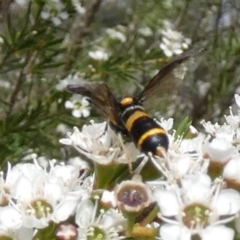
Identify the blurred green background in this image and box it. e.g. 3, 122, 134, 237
0, 0, 240, 164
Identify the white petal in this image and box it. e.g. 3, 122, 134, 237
235, 94, 240, 107
204, 138, 234, 163
0, 206, 23, 228
181, 173, 211, 201
81, 97, 89, 106
82, 109, 90, 118
52, 17, 61, 26
101, 209, 125, 229
173, 48, 183, 55
41, 11, 50, 19
200, 225, 234, 240
176, 156, 192, 176
215, 189, 240, 215
59, 11, 69, 20
72, 109, 82, 118
154, 189, 180, 216
160, 224, 191, 240
44, 177, 64, 202
16, 227, 34, 240
53, 191, 82, 221
11, 176, 33, 201
163, 48, 173, 57
162, 37, 171, 44
75, 199, 94, 226
22, 214, 48, 229
52, 165, 79, 183
64, 100, 74, 109
101, 190, 117, 207
59, 138, 72, 145
223, 158, 240, 182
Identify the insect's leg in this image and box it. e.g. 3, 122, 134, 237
117, 133, 134, 174
133, 155, 149, 174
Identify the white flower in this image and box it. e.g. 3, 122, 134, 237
56, 73, 86, 91
75, 198, 126, 240
67, 156, 90, 171
71, 0, 86, 14
202, 94, 240, 158
201, 119, 239, 164
0, 206, 23, 229
223, 157, 240, 187
0, 161, 91, 229
89, 49, 109, 61
154, 173, 240, 240
160, 38, 183, 57
40, 0, 69, 26
0, 80, 11, 89
157, 118, 174, 132
0, 226, 34, 240
101, 190, 117, 208
59, 122, 140, 165
149, 133, 207, 183
159, 21, 191, 57
106, 28, 126, 42
65, 94, 91, 118
203, 137, 234, 163
225, 106, 240, 130
114, 174, 154, 212
138, 27, 153, 37
56, 123, 69, 134
235, 94, 240, 107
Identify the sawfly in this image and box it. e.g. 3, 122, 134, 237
67, 49, 199, 157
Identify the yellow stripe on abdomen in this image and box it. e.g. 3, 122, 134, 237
137, 128, 166, 148
125, 110, 149, 132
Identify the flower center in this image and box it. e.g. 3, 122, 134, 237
87, 226, 106, 240
117, 186, 147, 207
0, 235, 13, 240
74, 100, 83, 109
26, 199, 53, 219
182, 204, 211, 229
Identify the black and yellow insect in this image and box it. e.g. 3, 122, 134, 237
67, 50, 197, 157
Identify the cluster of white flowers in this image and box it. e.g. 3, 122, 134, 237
106, 27, 127, 43
56, 73, 91, 119
88, 26, 128, 62
3, 94, 240, 239
0, 158, 91, 239
59, 94, 240, 240
88, 49, 110, 61
60, 121, 140, 165
159, 21, 192, 57
56, 73, 86, 92
202, 94, 240, 189
12, 0, 85, 25
71, 0, 86, 15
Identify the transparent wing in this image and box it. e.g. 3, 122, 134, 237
138, 48, 202, 109
67, 82, 120, 126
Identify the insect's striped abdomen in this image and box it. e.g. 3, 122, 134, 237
120, 98, 169, 157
